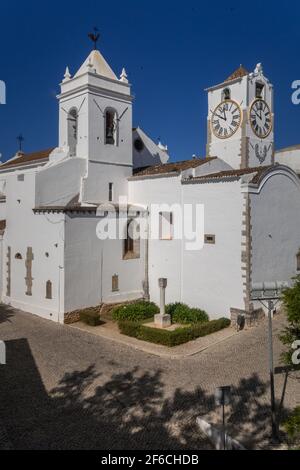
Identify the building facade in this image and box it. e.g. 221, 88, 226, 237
1, 49, 300, 324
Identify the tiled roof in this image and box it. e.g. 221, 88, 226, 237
184, 165, 271, 183
0, 148, 54, 169
224, 65, 249, 83
132, 157, 217, 177
33, 194, 93, 213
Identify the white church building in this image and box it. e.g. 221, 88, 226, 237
1, 48, 300, 324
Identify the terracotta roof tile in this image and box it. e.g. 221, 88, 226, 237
185, 165, 271, 183
224, 65, 249, 83
0, 148, 54, 169
132, 157, 217, 177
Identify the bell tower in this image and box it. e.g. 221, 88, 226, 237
57, 46, 133, 202
206, 63, 274, 169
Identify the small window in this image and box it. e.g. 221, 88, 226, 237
159, 212, 173, 240
204, 234, 215, 244
46, 280, 52, 299
297, 252, 300, 271
109, 183, 113, 202
17, 174, 24, 182
123, 219, 140, 259
67, 108, 78, 156
112, 274, 119, 292
222, 88, 231, 100
134, 138, 144, 152
15, 252, 22, 259
105, 109, 117, 145
256, 82, 264, 99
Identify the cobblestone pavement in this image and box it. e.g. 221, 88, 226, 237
0, 304, 299, 450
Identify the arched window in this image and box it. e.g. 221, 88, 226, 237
222, 88, 231, 100
105, 109, 117, 145
67, 108, 78, 156
123, 219, 140, 259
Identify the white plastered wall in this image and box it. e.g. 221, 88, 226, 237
250, 169, 300, 290
64, 213, 144, 312
1, 170, 65, 322
129, 173, 245, 318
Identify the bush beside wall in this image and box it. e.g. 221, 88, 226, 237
79, 308, 101, 326
112, 301, 159, 322
165, 302, 209, 324
118, 317, 231, 347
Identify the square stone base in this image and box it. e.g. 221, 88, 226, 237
154, 313, 171, 328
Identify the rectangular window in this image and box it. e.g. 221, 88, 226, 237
112, 274, 119, 292
109, 182, 113, 202
123, 219, 140, 260
204, 234, 215, 244
159, 212, 173, 240
17, 174, 24, 181
46, 280, 52, 299
297, 252, 300, 271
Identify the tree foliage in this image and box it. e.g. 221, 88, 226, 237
279, 275, 300, 368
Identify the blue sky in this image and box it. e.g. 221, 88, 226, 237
0, 0, 299, 162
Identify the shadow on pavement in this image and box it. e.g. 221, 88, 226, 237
0, 337, 291, 449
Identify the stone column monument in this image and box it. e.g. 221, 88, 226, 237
154, 278, 171, 328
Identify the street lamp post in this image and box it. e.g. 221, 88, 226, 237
251, 281, 289, 442
215, 386, 231, 450
267, 299, 277, 440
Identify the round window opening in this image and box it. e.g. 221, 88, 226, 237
134, 138, 144, 152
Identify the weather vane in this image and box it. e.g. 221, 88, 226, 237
88, 27, 100, 50
17, 134, 24, 152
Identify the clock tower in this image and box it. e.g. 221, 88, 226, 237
206, 63, 274, 169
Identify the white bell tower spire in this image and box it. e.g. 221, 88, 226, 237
57, 37, 133, 203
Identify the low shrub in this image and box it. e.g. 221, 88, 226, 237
118, 317, 230, 347
79, 308, 101, 326
112, 301, 159, 322
284, 407, 300, 443
165, 302, 209, 324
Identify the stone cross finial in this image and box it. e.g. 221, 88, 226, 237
254, 63, 263, 74
63, 66, 71, 82
87, 57, 93, 71
120, 67, 128, 83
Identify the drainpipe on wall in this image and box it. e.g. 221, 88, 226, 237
100, 247, 103, 303
58, 265, 64, 324
143, 212, 150, 301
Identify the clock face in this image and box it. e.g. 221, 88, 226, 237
211, 100, 242, 139
249, 99, 272, 138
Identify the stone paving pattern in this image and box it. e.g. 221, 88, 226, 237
0, 304, 299, 449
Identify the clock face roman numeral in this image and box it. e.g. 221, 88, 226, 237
211, 100, 242, 139
249, 99, 272, 138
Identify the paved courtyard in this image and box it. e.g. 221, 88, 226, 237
0, 304, 299, 450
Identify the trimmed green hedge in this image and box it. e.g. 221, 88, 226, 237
112, 301, 159, 322
118, 317, 231, 347
165, 302, 209, 324
79, 309, 101, 326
